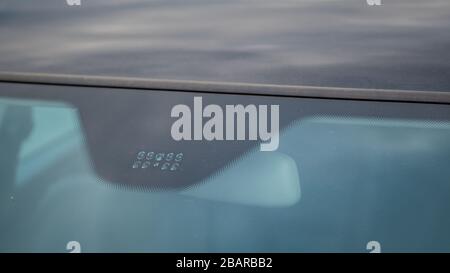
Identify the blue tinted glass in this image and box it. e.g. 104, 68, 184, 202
1, 83, 450, 252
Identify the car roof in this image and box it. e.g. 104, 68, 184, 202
1, 0, 449, 92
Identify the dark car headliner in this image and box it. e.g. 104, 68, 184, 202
0, 0, 449, 92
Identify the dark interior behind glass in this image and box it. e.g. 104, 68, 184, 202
1, 82, 450, 252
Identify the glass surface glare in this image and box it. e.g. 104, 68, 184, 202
1, 82, 450, 252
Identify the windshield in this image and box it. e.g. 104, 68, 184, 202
1, 82, 450, 252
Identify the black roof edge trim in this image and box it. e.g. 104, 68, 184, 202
0, 72, 450, 104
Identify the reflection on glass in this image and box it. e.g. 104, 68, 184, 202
1, 90, 450, 252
